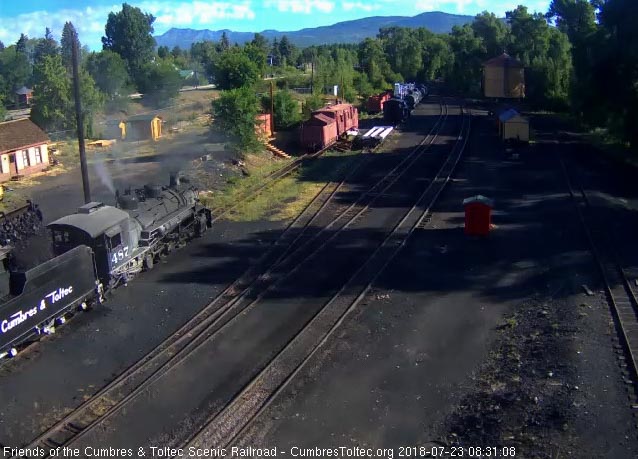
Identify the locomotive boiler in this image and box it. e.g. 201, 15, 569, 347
0, 178, 212, 359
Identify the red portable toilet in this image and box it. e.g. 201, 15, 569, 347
463, 195, 494, 236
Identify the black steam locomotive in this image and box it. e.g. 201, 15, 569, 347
0, 178, 211, 359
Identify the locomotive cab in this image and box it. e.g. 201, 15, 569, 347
48, 202, 136, 284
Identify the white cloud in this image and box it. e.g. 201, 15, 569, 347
264, 0, 335, 14
0, 1, 255, 49
342, 2, 382, 13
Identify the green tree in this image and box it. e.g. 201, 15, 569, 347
212, 86, 262, 153
0, 94, 6, 120
191, 40, 218, 81
302, 93, 324, 119
137, 60, 181, 107
171, 46, 183, 59
77, 68, 105, 138
262, 90, 300, 129
278, 35, 294, 66
16, 34, 28, 54
379, 27, 422, 81
33, 28, 58, 65
60, 22, 79, 73
30, 54, 71, 131
596, 0, 638, 147
85, 50, 129, 98
213, 49, 260, 90
30, 53, 103, 135
102, 3, 156, 88
0, 46, 31, 95
472, 12, 510, 57
157, 45, 169, 59
251, 33, 269, 56
358, 38, 394, 89
447, 24, 484, 94
244, 42, 268, 77
220, 32, 230, 51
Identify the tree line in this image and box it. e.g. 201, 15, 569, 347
0, 1, 635, 150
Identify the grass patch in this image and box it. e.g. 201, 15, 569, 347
200, 149, 364, 222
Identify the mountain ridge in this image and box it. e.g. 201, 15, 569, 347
154, 11, 474, 49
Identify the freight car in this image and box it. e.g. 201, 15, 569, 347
301, 103, 359, 151
366, 91, 392, 113
0, 178, 212, 359
383, 98, 410, 124
405, 89, 423, 110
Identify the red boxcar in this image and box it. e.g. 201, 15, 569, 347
366, 91, 391, 113
301, 113, 338, 151
315, 104, 359, 136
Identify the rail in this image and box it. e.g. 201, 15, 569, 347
12, 99, 450, 457
184, 103, 471, 449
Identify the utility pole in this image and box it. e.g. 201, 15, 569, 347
71, 35, 91, 203
310, 60, 314, 94
270, 80, 275, 135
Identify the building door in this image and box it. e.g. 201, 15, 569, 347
9, 154, 18, 176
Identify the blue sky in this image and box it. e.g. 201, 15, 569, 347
0, 1, 551, 50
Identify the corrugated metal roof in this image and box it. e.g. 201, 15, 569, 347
483, 53, 524, 68
48, 205, 129, 238
318, 104, 354, 112
308, 114, 335, 125
498, 108, 527, 123
14, 86, 32, 95
0, 119, 49, 153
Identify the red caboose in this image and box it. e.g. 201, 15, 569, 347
315, 104, 358, 136
301, 114, 338, 151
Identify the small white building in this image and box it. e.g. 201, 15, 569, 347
498, 109, 529, 142
0, 119, 50, 182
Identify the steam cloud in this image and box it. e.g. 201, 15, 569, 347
93, 160, 116, 194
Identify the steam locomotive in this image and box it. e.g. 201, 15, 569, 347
0, 178, 212, 359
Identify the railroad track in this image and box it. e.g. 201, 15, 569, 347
185, 103, 471, 450
9, 159, 359, 458
12, 100, 448, 457
559, 155, 638, 399
209, 144, 333, 223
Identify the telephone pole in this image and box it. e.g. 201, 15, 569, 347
71, 36, 91, 203
270, 80, 275, 135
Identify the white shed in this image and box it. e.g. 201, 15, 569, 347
498, 109, 529, 142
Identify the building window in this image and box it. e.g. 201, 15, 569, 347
21, 150, 29, 167
34, 147, 42, 164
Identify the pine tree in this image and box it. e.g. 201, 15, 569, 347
60, 22, 78, 73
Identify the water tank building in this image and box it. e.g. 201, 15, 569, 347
482, 53, 525, 99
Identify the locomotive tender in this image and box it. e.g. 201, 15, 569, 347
0, 178, 212, 359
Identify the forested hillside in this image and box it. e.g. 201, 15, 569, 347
154, 11, 475, 49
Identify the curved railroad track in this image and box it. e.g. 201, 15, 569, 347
559, 154, 638, 402
185, 103, 471, 450
11, 100, 448, 457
